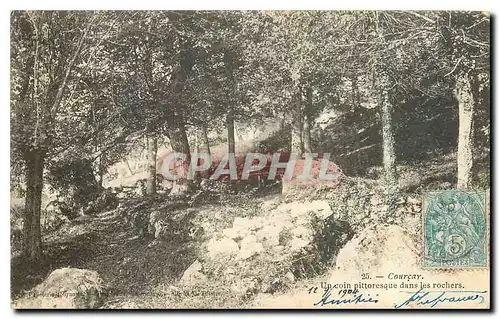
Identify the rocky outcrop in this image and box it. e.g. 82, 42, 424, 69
13, 268, 106, 309
187, 200, 353, 296
204, 200, 352, 265
334, 224, 420, 274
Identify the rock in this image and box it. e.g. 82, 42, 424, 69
147, 239, 159, 248
303, 200, 333, 220
13, 268, 106, 309
366, 166, 383, 179
240, 234, 258, 246
407, 196, 422, 213
206, 237, 239, 260
238, 235, 264, 260
284, 271, 295, 284
102, 299, 148, 309
222, 227, 240, 240
148, 210, 162, 230
255, 225, 282, 247
261, 197, 281, 212
230, 277, 259, 297
273, 200, 333, 221
229, 217, 253, 239
289, 237, 309, 251
370, 195, 383, 207
233, 217, 249, 229
248, 217, 265, 231
179, 260, 208, 286
272, 245, 285, 252
334, 224, 419, 274
290, 225, 312, 239
272, 202, 296, 215
260, 275, 283, 294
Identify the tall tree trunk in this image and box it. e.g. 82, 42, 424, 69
291, 89, 303, 156
22, 149, 45, 263
166, 42, 194, 197
146, 135, 158, 195
456, 72, 475, 190
303, 86, 313, 153
379, 70, 398, 214
376, 13, 398, 215
167, 117, 191, 197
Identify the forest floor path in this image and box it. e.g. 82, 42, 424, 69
11, 208, 197, 308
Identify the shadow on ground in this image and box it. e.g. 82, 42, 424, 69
11, 208, 197, 300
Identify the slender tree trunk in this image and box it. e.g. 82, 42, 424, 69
199, 125, 211, 155
22, 149, 45, 263
351, 72, 362, 173
146, 135, 157, 195
224, 51, 236, 156
227, 110, 236, 155
196, 125, 211, 179
97, 152, 104, 188
303, 86, 313, 153
456, 72, 475, 190
278, 117, 285, 130
291, 89, 303, 156
379, 70, 398, 214
224, 50, 237, 186
351, 72, 360, 107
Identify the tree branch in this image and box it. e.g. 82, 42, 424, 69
50, 13, 97, 115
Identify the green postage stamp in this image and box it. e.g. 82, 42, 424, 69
423, 190, 489, 268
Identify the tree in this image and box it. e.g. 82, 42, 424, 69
440, 12, 490, 189
11, 11, 98, 262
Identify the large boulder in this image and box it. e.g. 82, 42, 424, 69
13, 268, 106, 309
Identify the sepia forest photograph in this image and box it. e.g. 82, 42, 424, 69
10, 10, 490, 309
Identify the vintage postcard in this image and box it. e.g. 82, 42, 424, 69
10, 10, 490, 309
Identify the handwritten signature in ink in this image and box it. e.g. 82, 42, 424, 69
313, 287, 379, 307
394, 288, 487, 308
